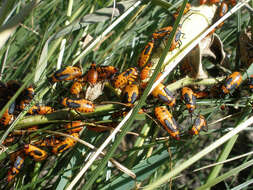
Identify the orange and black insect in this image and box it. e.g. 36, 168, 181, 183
24, 144, 48, 161
170, 28, 183, 51
209, 0, 221, 4
2, 134, 17, 145
194, 91, 209, 98
28, 105, 54, 115
22, 86, 35, 100
97, 66, 118, 81
140, 62, 153, 81
50, 66, 82, 83
248, 75, 253, 92
62, 98, 95, 113
33, 136, 61, 147
154, 106, 180, 140
87, 62, 98, 85
181, 87, 196, 113
70, 81, 84, 95
218, 2, 228, 28
52, 133, 79, 154
226, 0, 236, 6
19, 99, 30, 110
189, 115, 208, 135
0, 101, 15, 126
152, 26, 173, 40
19, 85, 35, 110
222, 71, 242, 94
173, 3, 191, 19
63, 121, 85, 133
199, 0, 208, 5
138, 39, 154, 68
152, 83, 176, 107
122, 84, 139, 104
140, 62, 164, 89
112, 67, 139, 89
140, 63, 153, 89
7, 155, 25, 182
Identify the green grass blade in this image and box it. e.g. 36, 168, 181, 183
230, 178, 253, 190
0, 0, 16, 26
101, 149, 170, 190
205, 135, 239, 190
78, 1, 187, 189
0, 0, 40, 50
143, 115, 253, 190
196, 159, 253, 190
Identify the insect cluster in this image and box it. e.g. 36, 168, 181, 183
0, 0, 250, 186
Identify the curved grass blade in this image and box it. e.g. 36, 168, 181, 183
74, 1, 189, 190
34, 0, 138, 83
143, 114, 253, 190
101, 149, 170, 190
196, 159, 253, 190
0, 0, 41, 50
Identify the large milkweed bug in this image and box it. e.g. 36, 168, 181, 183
112, 67, 139, 89
181, 87, 197, 113
152, 26, 173, 40
0, 101, 15, 126
189, 115, 208, 135
248, 75, 253, 92
140, 62, 153, 89
140, 62, 153, 81
169, 28, 183, 51
199, 0, 208, 5
151, 83, 176, 107
9, 149, 24, 163
18, 85, 35, 110
22, 86, 35, 100
87, 62, 98, 85
173, 3, 191, 19
122, 84, 139, 104
33, 136, 61, 147
2, 134, 16, 145
7, 155, 25, 182
50, 66, 82, 83
140, 62, 163, 89
219, 2, 228, 17
209, 0, 221, 4
19, 99, 30, 110
138, 40, 154, 68
226, 0, 236, 6
217, 2, 228, 28
96, 66, 118, 81
70, 81, 84, 95
24, 144, 48, 161
194, 91, 209, 98
52, 133, 79, 154
63, 121, 85, 133
154, 106, 180, 140
28, 105, 54, 115
62, 98, 95, 113
221, 71, 242, 94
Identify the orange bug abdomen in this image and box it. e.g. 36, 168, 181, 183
189, 115, 208, 135
24, 144, 48, 161
152, 83, 176, 107
51, 66, 82, 83
221, 72, 242, 94
52, 133, 79, 154
62, 98, 95, 113
154, 106, 180, 140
